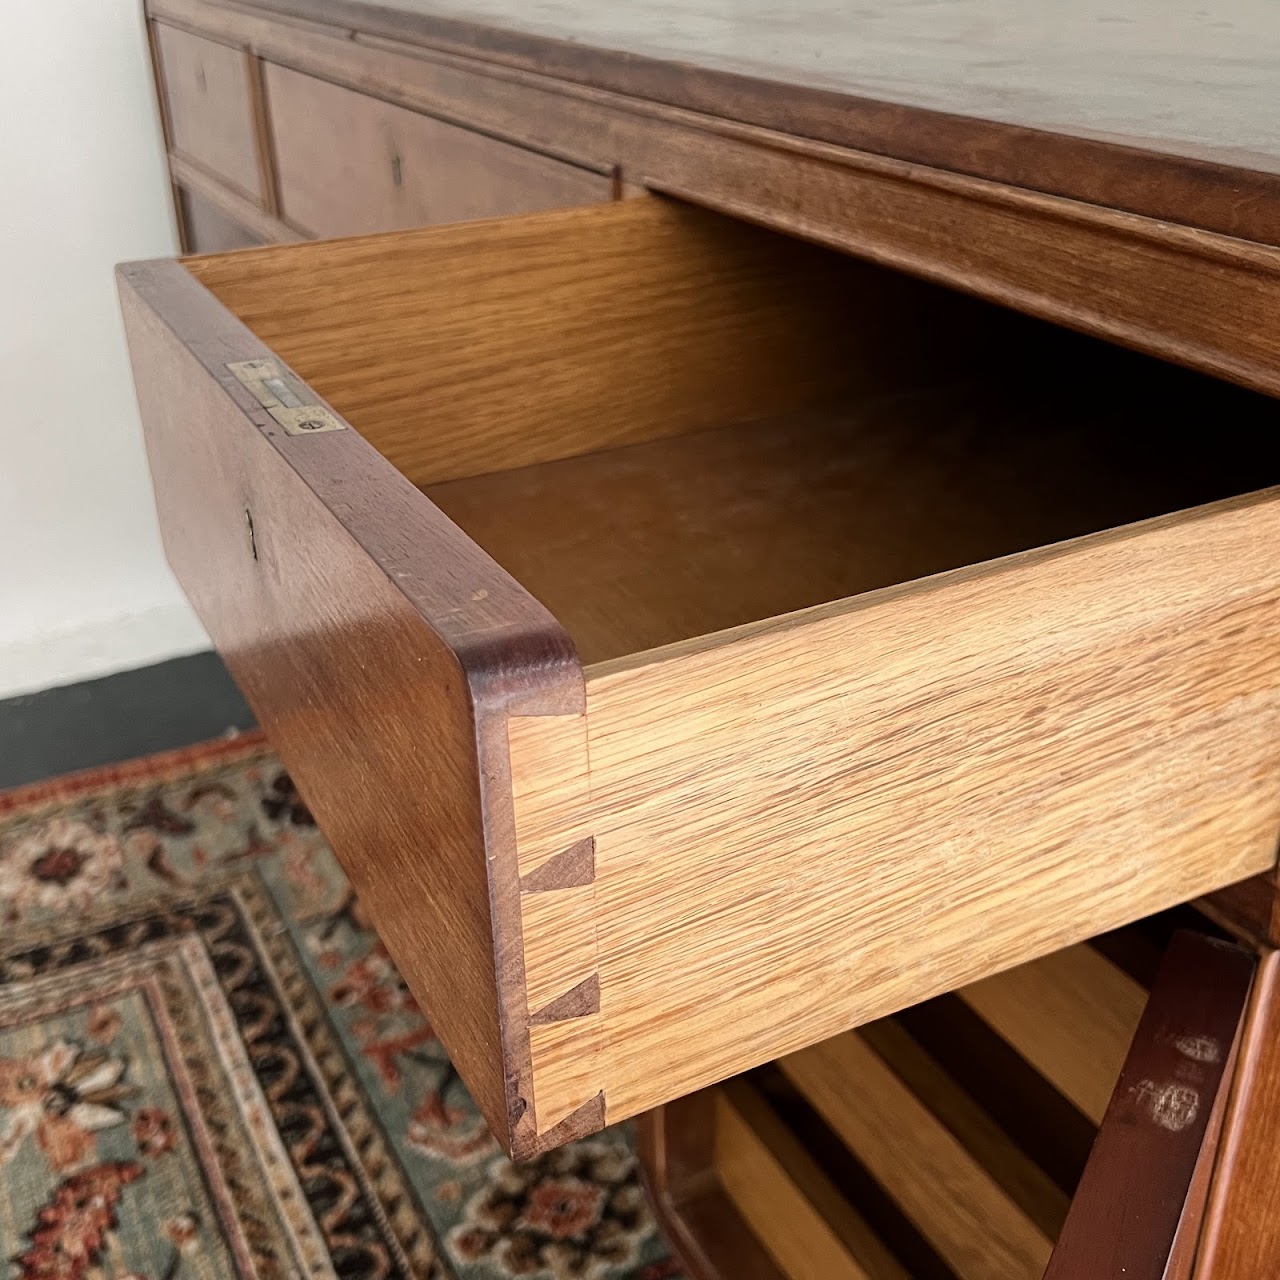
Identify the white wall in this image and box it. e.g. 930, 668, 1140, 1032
0, 0, 210, 699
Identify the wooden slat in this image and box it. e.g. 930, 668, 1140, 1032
1043, 931, 1254, 1280
781, 1033, 1053, 1280
858, 1018, 1070, 1238
960, 944, 1147, 1123
720, 1081, 910, 1280
714, 1089, 873, 1280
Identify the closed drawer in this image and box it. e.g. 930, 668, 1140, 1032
179, 187, 263, 254
117, 196, 1280, 1159
154, 24, 262, 200
264, 63, 614, 236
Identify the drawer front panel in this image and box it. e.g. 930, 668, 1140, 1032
180, 186, 263, 253
264, 63, 613, 237
155, 23, 262, 200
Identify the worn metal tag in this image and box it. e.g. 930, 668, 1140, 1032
227, 359, 347, 436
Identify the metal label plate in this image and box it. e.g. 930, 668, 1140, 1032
227, 359, 347, 436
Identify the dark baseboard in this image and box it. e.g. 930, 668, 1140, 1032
0, 651, 256, 791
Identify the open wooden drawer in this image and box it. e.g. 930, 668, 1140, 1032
117, 196, 1280, 1159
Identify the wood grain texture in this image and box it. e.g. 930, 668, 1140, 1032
116, 257, 585, 1159
185, 197, 953, 487
856, 1018, 1070, 1240
959, 945, 1147, 1125
150, 0, 1280, 399
424, 354, 1280, 664
517, 486, 1280, 1127
718, 1081, 911, 1280
178, 0, 1280, 245
781, 1032, 1053, 1280
713, 1089, 872, 1280
1043, 932, 1255, 1280
154, 22, 263, 199
264, 61, 612, 237
1194, 950, 1280, 1278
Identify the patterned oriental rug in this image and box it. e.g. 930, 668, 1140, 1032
0, 734, 682, 1280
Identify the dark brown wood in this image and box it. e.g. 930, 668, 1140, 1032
1042, 932, 1255, 1280
147, 0, 1280, 405
1198, 873, 1280, 949
116, 255, 584, 1160
638, 1092, 786, 1280
1195, 950, 1280, 1278
201, 0, 1280, 247
264, 60, 613, 236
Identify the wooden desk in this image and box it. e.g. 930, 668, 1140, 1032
127, 2, 1280, 1273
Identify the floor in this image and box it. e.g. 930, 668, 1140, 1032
0, 651, 256, 790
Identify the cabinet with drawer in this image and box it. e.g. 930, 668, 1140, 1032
117, 194, 1280, 1161
264, 63, 615, 237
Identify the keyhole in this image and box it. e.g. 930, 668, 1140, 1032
390, 154, 402, 187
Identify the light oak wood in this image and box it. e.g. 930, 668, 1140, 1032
185, 197, 958, 486
264, 61, 613, 236
510, 485, 1280, 1128
960, 945, 1147, 1124
154, 22, 263, 199
856, 1017, 1071, 1239
781, 1033, 1053, 1280
713, 1088, 873, 1280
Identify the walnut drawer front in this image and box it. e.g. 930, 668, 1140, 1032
117, 196, 1280, 1160
264, 63, 614, 237
154, 24, 262, 201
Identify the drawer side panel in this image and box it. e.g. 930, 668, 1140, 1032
564, 494, 1280, 1124
117, 259, 583, 1154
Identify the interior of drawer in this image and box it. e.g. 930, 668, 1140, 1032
186, 196, 1280, 667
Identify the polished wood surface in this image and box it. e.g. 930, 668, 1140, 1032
1195, 951, 1280, 1277
149, 0, 1280, 407
153, 22, 263, 199
117, 256, 586, 1160
1044, 932, 1255, 1280
265, 61, 613, 236
214, 0, 1280, 246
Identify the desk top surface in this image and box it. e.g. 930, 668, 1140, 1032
280, 0, 1276, 174
239, 0, 1280, 244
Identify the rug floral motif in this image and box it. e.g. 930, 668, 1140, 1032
0, 736, 682, 1280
